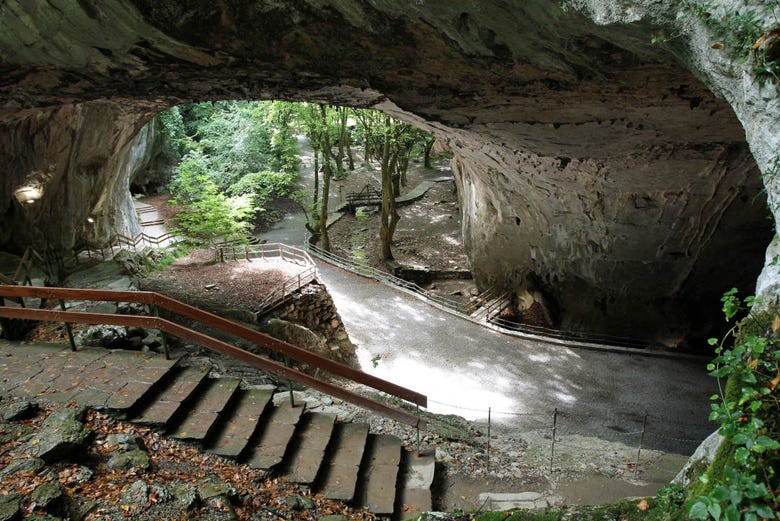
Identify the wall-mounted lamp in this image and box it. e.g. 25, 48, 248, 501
13, 170, 50, 206
13, 185, 43, 205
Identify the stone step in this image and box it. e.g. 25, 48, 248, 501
398, 449, 436, 518
72, 350, 177, 414
283, 412, 337, 484
244, 399, 305, 470
360, 434, 402, 514
170, 377, 241, 441
209, 386, 275, 458
319, 422, 370, 502
133, 366, 210, 426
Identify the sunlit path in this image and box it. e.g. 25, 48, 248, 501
315, 261, 716, 453
259, 136, 717, 455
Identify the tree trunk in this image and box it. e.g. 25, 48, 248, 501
423, 136, 435, 169
312, 148, 320, 218
319, 158, 331, 251
379, 117, 399, 261
318, 105, 332, 251
335, 107, 347, 178
346, 131, 355, 170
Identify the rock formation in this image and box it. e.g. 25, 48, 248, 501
1, 0, 778, 343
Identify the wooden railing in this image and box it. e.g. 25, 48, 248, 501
0, 285, 427, 428
308, 242, 652, 351
308, 243, 468, 314
76, 231, 182, 260
346, 186, 382, 211
255, 266, 319, 315
214, 243, 319, 316
216, 243, 313, 266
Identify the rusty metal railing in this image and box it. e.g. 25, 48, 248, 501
0, 285, 427, 429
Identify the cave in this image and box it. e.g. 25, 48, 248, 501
1, 0, 778, 348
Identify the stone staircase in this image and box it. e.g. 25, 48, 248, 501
128, 364, 436, 518
0, 342, 435, 518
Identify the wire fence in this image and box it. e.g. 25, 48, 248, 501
423, 396, 712, 478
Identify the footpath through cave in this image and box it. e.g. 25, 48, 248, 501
260, 138, 717, 453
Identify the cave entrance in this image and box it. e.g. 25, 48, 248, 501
128, 100, 474, 306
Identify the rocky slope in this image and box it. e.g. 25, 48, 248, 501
0, 0, 778, 342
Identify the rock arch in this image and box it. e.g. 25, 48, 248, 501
1, 0, 777, 344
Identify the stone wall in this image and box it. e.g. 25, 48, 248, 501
266, 282, 358, 369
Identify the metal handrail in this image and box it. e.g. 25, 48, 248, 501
306, 242, 651, 350
0, 284, 427, 428
308, 243, 467, 313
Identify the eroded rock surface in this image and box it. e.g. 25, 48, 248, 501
1, 0, 778, 342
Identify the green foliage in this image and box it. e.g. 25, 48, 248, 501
168, 150, 253, 245
144, 242, 194, 272
656, 484, 686, 512
683, 1, 780, 85
156, 101, 301, 228
691, 289, 780, 521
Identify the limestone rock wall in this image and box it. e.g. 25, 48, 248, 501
0, 0, 778, 342
0, 102, 160, 254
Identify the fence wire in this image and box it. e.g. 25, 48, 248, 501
421, 395, 712, 477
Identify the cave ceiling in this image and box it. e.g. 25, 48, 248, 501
0, 0, 772, 344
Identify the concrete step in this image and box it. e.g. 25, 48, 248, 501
398, 449, 436, 518
133, 366, 210, 426
319, 422, 370, 502
244, 399, 305, 471
283, 412, 337, 484
170, 377, 241, 441
360, 434, 402, 514
209, 386, 274, 458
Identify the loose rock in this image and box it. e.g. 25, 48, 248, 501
26, 407, 91, 462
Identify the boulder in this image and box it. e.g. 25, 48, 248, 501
107, 449, 151, 470
673, 430, 724, 488
29, 480, 64, 510
26, 407, 91, 463
76, 325, 130, 348
0, 457, 45, 477
1, 399, 39, 421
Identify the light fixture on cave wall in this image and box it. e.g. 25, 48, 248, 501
13, 170, 52, 206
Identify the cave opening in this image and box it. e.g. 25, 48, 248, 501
0, 1, 777, 356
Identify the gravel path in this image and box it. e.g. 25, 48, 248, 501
315, 260, 716, 454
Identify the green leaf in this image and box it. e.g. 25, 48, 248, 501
690, 501, 709, 520
708, 502, 722, 520
711, 486, 730, 502
723, 505, 740, 521
753, 504, 774, 518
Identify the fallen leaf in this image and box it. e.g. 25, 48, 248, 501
711, 43, 725, 50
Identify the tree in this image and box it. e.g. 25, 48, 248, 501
317, 105, 335, 251
156, 101, 301, 230
354, 109, 378, 164
379, 116, 401, 260
168, 150, 253, 245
